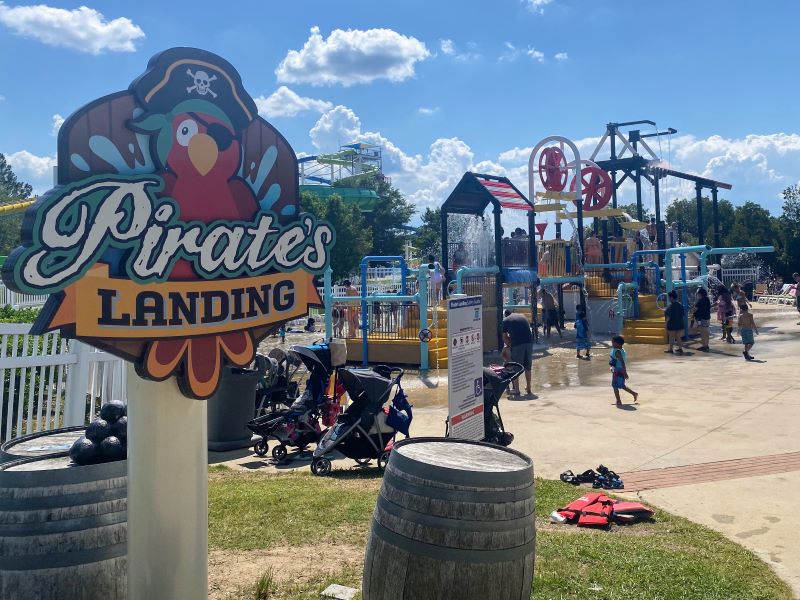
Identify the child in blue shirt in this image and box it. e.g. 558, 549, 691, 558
610, 335, 638, 407
575, 307, 591, 359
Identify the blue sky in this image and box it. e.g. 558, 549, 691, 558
2, 0, 800, 220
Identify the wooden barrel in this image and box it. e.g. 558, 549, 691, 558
0, 426, 86, 464
0, 456, 127, 599
362, 437, 535, 600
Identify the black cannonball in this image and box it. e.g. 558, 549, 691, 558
85, 418, 110, 443
100, 400, 126, 423
69, 436, 98, 465
111, 416, 127, 440
100, 436, 126, 461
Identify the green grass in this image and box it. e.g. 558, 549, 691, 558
209, 471, 793, 600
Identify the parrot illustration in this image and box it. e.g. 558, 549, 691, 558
132, 103, 258, 280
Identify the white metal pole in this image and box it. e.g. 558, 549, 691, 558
64, 341, 90, 426
127, 364, 208, 600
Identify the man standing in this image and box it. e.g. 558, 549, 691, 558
502, 309, 533, 396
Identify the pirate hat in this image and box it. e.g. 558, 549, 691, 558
129, 47, 256, 132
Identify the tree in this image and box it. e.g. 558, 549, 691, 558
725, 202, 775, 247
0, 153, 33, 256
300, 191, 371, 281
777, 185, 800, 277
335, 175, 414, 256
414, 208, 441, 259
664, 197, 735, 245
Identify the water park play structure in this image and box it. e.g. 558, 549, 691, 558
316, 124, 776, 367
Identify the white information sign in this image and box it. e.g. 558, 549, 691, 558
447, 295, 484, 440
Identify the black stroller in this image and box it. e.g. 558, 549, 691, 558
247, 343, 343, 462
445, 362, 523, 446
254, 348, 302, 416
310, 366, 411, 476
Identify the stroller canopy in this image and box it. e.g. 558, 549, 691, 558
339, 369, 394, 416
289, 344, 332, 375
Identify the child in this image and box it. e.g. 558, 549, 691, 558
693, 288, 711, 352
278, 324, 286, 344
575, 307, 591, 359
737, 305, 758, 360
664, 290, 685, 354
716, 286, 736, 343
610, 335, 638, 407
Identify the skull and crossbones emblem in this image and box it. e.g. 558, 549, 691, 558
186, 68, 218, 98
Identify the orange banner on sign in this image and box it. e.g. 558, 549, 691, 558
48, 264, 321, 339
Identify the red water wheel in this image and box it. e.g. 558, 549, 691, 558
570, 166, 612, 212
538, 147, 568, 191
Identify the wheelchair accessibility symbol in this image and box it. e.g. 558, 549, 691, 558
474, 377, 483, 397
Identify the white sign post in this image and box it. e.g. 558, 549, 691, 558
447, 295, 484, 440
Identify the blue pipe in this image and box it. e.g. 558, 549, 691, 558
324, 267, 333, 340
680, 253, 690, 337
417, 268, 429, 371
616, 282, 638, 334
664, 245, 711, 293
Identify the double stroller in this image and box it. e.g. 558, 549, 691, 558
445, 361, 523, 447
311, 365, 412, 476
247, 343, 344, 462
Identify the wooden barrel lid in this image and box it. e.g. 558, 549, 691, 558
391, 437, 533, 488
1, 427, 85, 461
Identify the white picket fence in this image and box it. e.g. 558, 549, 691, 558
0, 323, 126, 442
0, 281, 48, 309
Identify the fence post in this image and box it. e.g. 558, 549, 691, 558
64, 340, 91, 426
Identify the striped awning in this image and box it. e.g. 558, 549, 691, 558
474, 176, 531, 211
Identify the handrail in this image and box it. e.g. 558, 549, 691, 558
455, 265, 500, 294
324, 265, 429, 369
616, 282, 638, 334
699, 246, 774, 278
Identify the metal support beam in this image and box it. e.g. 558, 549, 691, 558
527, 210, 539, 343
711, 187, 720, 248
695, 183, 704, 245
654, 174, 663, 266
493, 206, 504, 351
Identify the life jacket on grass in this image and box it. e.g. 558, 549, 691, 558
556, 494, 653, 527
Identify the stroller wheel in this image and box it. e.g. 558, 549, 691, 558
378, 450, 391, 471
253, 440, 268, 457
271, 444, 288, 462
355, 458, 372, 467
311, 457, 332, 476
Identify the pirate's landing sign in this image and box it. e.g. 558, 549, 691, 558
1, 48, 334, 399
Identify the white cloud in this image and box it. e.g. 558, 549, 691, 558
439, 39, 455, 55
554, 52, 568, 61
438, 39, 481, 62
0, 2, 144, 54
253, 86, 332, 119
501, 42, 545, 63
4, 150, 56, 194
275, 26, 430, 86
307, 104, 800, 218
309, 105, 362, 152
417, 107, 439, 116
51, 113, 64, 137
526, 48, 545, 62
524, 0, 553, 14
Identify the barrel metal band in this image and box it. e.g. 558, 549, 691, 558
0, 460, 126, 486
377, 494, 534, 535
0, 542, 127, 570
0, 509, 127, 537
384, 475, 534, 504
371, 519, 535, 564
0, 486, 127, 511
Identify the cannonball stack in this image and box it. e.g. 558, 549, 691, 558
68, 400, 128, 465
